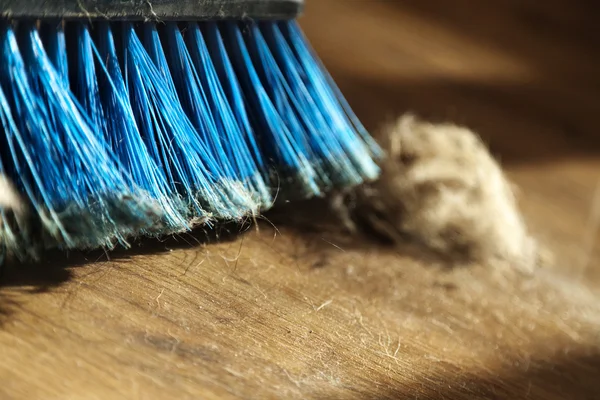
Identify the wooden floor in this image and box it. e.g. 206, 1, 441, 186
2, 1, 600, 399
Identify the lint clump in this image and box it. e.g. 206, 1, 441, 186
336, 114, 540, 269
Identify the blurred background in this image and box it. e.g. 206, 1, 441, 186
299, 0, 600, 289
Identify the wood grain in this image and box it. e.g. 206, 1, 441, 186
2, 1, 600, 399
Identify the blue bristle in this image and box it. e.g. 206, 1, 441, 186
279, 21, 383, 162
119, 22, 254, 220
141, 23, 178, 96
141, 22, 265, 215
159, 24, 237, 182
0, 19, 383, 261
159, 22, 271, 207
39, 22, 71, 140
40, 21, 69, 86
250, 23, 356, 189
81, 22, 188, 233
244, 23, 331, 185
202, 23, 267, 177
260, 22, 381, 188
71, 23, 106, 135
0, 21, 159, 251
220, 22, 321, 196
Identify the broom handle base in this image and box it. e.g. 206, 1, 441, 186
0, 0, 304, 21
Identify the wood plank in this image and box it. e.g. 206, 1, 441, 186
2, 1, 600, 398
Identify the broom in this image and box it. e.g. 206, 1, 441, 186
0, 0, 382, 262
